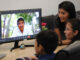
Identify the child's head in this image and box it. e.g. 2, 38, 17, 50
35, 30, 58, 55
64, 18, 80, 41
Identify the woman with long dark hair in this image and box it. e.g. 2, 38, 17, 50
54, 1, 76, 44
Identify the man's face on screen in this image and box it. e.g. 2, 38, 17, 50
18, 20, 24, 33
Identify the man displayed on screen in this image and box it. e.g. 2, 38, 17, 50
11, 18, 33, 37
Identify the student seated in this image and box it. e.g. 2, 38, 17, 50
59, 18, 80, 45
16, 30, 58, 60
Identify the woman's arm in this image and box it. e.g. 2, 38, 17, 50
54, 28, 62, 40
62, 40, 71, 45
58, 39, 72, 45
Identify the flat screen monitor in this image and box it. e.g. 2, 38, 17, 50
0, 8, 41, 43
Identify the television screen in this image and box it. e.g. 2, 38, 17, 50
0, 9, 41, 42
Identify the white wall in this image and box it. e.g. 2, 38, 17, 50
0, 0, 64, 16
0, 0, 80, 16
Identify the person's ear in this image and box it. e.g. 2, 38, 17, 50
39, 44, 44, 51
74, 30, 79, 36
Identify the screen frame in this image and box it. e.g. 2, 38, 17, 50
0, 8, 42, 43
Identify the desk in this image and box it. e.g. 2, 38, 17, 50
0, 39, 67, 60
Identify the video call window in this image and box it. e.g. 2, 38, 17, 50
1, 12, 41, 39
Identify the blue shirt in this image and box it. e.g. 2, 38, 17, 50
37, 53, 55, 60
16, 53, 55, 60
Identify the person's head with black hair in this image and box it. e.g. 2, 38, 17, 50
64, 18, 80, 44
54, 1, 76, 41
35, 30, 58, 55
17, 18, 24, 33
58, 1, 76, 23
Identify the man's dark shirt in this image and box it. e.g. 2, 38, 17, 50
16, 53, 55, 60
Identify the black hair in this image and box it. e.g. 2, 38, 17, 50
59, 1, 76, 19
36, 30, 58, 54
17, 18, 24, 25
67, 18, 80, 43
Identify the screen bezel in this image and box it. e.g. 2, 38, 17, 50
0, 8, 42, 43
